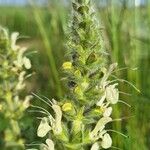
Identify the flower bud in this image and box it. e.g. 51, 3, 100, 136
62, 103, 72, 112
62, 62, 72, 70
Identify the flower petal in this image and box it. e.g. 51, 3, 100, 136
40, 139, 55, 150
103, 107, 112, 117
52, 104, 62, 135
46, 139, 55, 150
11, 32, 19, 51
90, 117, 112, 140
23, 57, 32, 69
91, 142, 99, 150
37, 117, 51, 137
106, 84, 119, 104
101, 133, 112, 149
97, 93, 106, 106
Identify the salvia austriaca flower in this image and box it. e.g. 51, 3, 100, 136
0, 26, 32, 149
33, 0, 130, 150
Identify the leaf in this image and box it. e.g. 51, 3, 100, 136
86, 52, 97, 65
72, 2, 78, 11
78, 6, 89, 15
72, 131, 82, 143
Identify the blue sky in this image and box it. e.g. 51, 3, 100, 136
0, 0, 27, 5
0, 0, 147, 6
0, 0, 48, 6
135, 0, 146, 6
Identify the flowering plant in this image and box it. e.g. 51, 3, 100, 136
32, 0, 129, 149
0, 26, 32, 149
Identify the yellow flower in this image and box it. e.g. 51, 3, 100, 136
74, 70, 81, 77
62, 62, 72, 70
74, 86, 83, 95
94, 107, 104, 114
94, 106, 112, 117
74, 86, 84, 100
94, 109, 100, 113
62, 103, 72, 112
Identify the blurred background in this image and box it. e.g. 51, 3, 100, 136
0, 0, 149, 149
